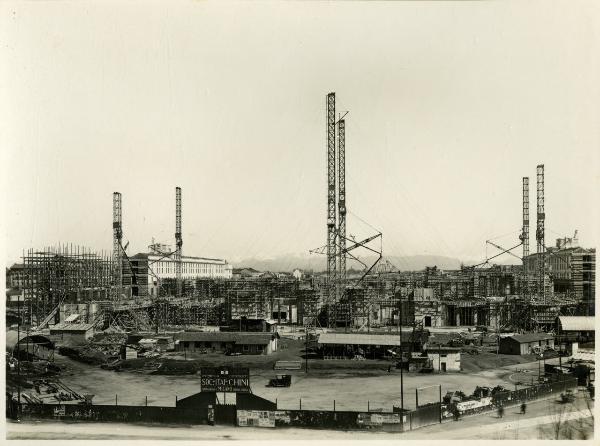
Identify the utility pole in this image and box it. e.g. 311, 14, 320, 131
305, 328, 309, 373
16, 273, 21, 419
397, 290, 404, 428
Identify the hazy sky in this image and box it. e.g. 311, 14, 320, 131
2, 1, 599, 266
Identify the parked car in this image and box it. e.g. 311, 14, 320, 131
559, 390, 575, 404
266, 374, 292, 387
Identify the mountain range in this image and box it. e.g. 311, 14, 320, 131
231, 254, 468, 273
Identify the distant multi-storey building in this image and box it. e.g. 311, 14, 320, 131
123, 245, 233, 298
6, 263, 26, 289
523, 235, 595, 314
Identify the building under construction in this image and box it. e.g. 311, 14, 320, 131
21, 245, 113, 327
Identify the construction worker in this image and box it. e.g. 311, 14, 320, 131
453, 407, 460, 421
498, 404, 504, 418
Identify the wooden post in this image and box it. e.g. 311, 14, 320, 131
115, 394, 117, 406
439, 385, 442, 423
415, 388, 419, 408
333, 400, 336, 412
276, 398, 278, 409
145, 396, 148, 406
368, 401, 370, 412
176, 395, 178, 405
299, 398, 302, 410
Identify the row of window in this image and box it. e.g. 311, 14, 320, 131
180, 341, 259, 351
155, 261, 226, 275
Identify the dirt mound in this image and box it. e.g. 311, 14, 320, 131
461, 352, 537, 373
58, 345, 108, 365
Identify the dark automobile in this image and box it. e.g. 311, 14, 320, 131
266, 374, 292, 387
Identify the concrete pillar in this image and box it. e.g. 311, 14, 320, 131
473, 310, 478, 325
456, 311, 461, 326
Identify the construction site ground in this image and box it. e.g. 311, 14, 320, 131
48, 352, 568, 412
60, 334, 537, 372
31, 332, 563, 411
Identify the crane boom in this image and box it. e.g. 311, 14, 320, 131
342, 233, 381, 254
486, 240, 522, 261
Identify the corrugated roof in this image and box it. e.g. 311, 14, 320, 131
507, 333, 554, 343
558, 316, 595, 332
317, 333, 401, 346
174, 331, 275, 345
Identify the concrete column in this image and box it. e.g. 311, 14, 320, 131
473, 310, 478, 326
456, 311, 461, 326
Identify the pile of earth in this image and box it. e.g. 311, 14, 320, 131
58, 345, 109, 365
461, 352, 537, 373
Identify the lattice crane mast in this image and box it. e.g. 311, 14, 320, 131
536, 164, 545, 303
337, 117, 347, 308
112, 192, 123, 300
175, 186, 183, 298
326, 93, 337, 326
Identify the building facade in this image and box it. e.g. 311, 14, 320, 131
498, 333, 555, 355
174, 332, 278, 355
523, 238, 595, 314
124, 252, 233, 298
6, 263, 26, 288
426, 347, 461, 372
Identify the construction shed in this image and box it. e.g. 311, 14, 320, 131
49, 322, 95, 344
556, 316, 595, 342
426, 347, 461, 372
498, 333, 554, 355
174, 332, 279, 355
317, 332, 419, 360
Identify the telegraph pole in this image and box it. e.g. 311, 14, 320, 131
305, 326, 309, 373
397, 290, 404, 428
